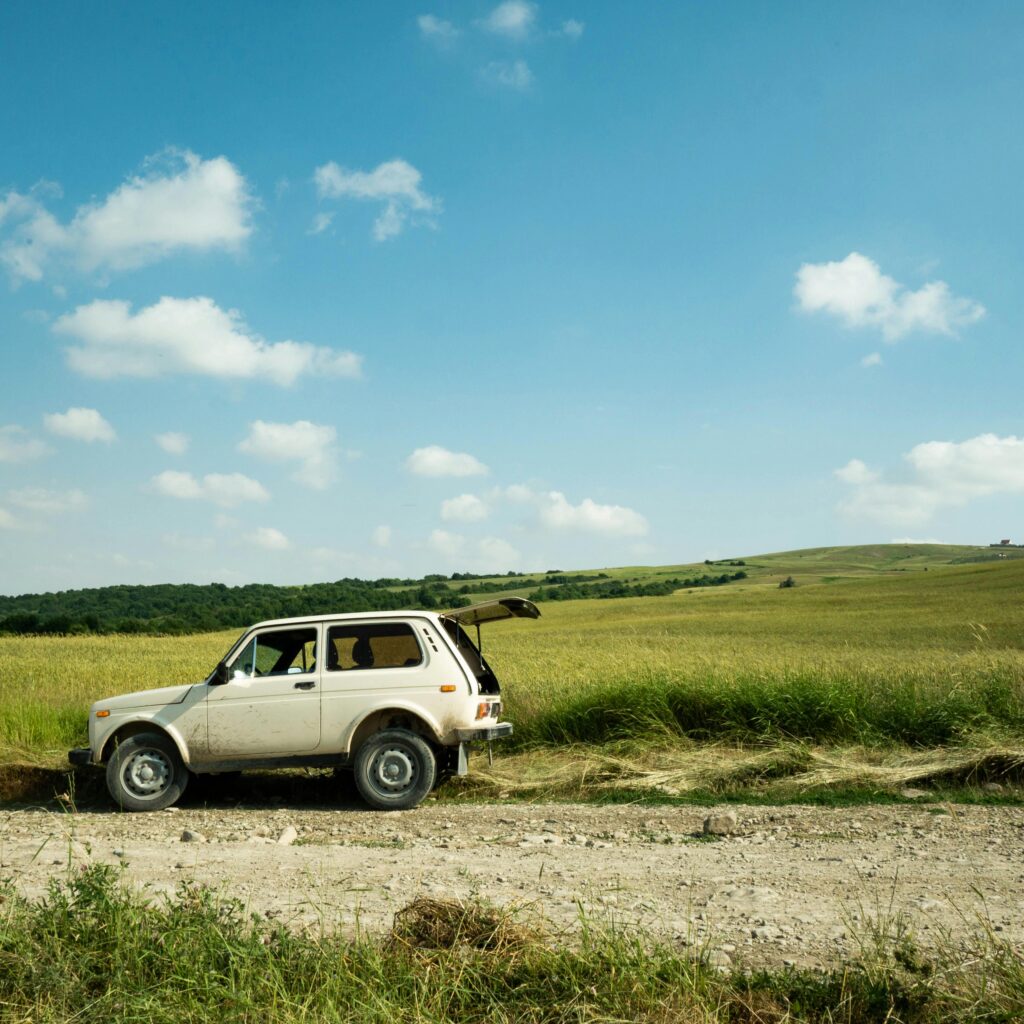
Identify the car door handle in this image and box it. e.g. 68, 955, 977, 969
294, 680, 316, 690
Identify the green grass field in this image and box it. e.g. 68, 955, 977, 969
2, 545, 1022, 798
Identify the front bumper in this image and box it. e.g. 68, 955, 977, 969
68, 748, 92, 766
455, 722, 513, 742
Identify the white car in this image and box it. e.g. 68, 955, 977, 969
68, 598, 538, 812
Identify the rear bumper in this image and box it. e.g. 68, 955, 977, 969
455, 722, 513, 742
68, 747, 93, 766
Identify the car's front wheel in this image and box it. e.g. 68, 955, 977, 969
353, 728, 436, 810
106, 732, 189, 812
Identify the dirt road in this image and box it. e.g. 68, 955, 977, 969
2, 797, 1021, 969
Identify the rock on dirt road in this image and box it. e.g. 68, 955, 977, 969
2, 800, 1022, 969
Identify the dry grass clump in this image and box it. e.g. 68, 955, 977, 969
389, 896, 542, 955
463, 741, 1024, 799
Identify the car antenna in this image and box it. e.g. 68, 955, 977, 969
476, 622, 482, 656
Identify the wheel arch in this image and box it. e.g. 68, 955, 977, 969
99, 720, 189, 766
344, 706, 443, 759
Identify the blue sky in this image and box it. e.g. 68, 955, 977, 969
1, 1, 1022, 594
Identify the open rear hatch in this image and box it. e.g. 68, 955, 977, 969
441, 598, 540, 694
443, 597, 540, 627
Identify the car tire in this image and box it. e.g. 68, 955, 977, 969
353, 728, 436, 810
105, 732, 189, 812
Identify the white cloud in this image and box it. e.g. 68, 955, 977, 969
245, 526, 291, 551
441, 493, 489, 522
479, 1, 536, 38
151, 470, 269, 508
539, 491, 649, 537
54, 296, 362, 384
418, 14, 459, 41
314, 159, 440, 241
155, 432, 189, 455
7, 487, 87, 514
0, 425, 51, 463
407, 445, 489, 478
861, 352, 883, 368
239, 420, 337, 490
43, 407, 116, 443
794, 252, 985, 341
834, 459, 878, 485
481, 59, 533, 90
836, 433, 1024, 525
560, 18, 584, 38
0, 150, 253, 281
372, 524, 392, 548
0, 507, 16, 529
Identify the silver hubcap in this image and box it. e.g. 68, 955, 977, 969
121, 749, 172, 799
370, 746, 417, 793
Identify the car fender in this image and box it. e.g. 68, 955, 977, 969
97, 710, 197, 767
340, 700, 447, 756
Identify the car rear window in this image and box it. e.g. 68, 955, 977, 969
326, 622, 423, 671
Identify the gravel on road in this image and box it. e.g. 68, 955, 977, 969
3, 799, 1021, 970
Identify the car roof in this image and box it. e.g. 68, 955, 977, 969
246, 610, 444, 631
244, 598, 540, 633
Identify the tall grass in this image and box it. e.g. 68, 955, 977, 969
1, 865, 1021, 1023
2, 561, 1023, 761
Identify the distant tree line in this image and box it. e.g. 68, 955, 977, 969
528, 570, 746, 602
0, 568, 744, 636
0, 578, 466, 636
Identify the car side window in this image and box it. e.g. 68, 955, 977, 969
231, 627, 317, 678
326, 623, 423, 671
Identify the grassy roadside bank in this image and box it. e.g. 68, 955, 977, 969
1, 864, 1021, 1023
2, 555, 1022, 807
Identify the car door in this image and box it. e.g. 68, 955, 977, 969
206, 624, 322, 756
320, 620, 430, 747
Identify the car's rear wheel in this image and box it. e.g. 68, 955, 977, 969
353, 728, 436, 810
106, 732, 188, 812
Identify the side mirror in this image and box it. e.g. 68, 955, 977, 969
211, 661, 231, 686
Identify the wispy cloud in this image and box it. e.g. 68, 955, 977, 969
7, 487, 87, 514
54, 296, 362, 384
0, 425, 51, 463
155, 432, 189, 455
418, 14, 460, 43
481, 59, 533, 90
429, 528, 521, 571
245, 526, 291, 551
795, 252, 985, 341
314, 159, 440, 241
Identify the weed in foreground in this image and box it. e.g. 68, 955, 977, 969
1, 866, 1023, 1023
